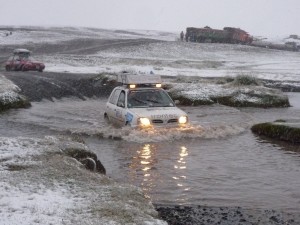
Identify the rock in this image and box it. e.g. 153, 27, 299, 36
63, 147, 106, 174
212, 90, 290, 108
270, 215, 280, 223
155, 205, 300, 225
166, 77, 290, 108
251, 120, 300, 144
79, 157, 96, 171
0, 91, 31, 112
169, 91, 214, 106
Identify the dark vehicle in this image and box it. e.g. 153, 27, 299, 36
5, 49, 45, 72
185, 26, 253, 44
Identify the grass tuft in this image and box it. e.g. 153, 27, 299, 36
251, 122, 300, 144
232, 74, 260, 86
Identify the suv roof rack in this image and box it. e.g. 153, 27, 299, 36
13, 48, 31, 54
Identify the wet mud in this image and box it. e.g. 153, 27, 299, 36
2, 71, 116, 101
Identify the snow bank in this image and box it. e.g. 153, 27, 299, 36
0, 136, 167, 225
167, 76, 290, 107
0, 74, 31, 111
0, 75, 20, 92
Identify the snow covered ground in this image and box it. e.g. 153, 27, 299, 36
0, 135, 167, 225
0, 26, 177, 45
1, 26, 299, 82
43, 41, 300, 82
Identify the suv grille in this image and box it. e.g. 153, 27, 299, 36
168, 119, 178, 123
152, 119, 164, 124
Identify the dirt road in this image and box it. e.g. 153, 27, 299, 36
2, 71, 116, 101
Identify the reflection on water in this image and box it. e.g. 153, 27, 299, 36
129, 144, 158, 196
88, 134, 300, 211
126, 144, 191, 199
174, 146, 188, 188
173, 146, 190, 203
123, 143, 192, 202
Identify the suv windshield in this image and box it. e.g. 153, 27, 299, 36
127, 89, 175, 108
22, 56, 35, 61
15, 52, 30, 59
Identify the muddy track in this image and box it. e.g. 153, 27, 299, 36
2, 71, 117, 101
0, 38, 163, 56
49, 38, 162, 55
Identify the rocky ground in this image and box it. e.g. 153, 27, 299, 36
156, 205, 300, 225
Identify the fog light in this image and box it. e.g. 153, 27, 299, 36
179, 116, 188, 124
139, 117, 151, 127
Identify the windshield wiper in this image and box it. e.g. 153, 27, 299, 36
146, 99, 160, 103
130, 97, 148, 105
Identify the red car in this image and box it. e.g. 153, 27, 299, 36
5, 49, 45, 72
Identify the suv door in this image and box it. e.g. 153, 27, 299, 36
12, 55, 21, 71
106, 88, 121, 124
106, 89, 131, 126
114, 90, 127, 126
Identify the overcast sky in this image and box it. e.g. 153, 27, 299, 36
0, 0, 299, 37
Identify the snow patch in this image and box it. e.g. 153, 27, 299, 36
0, 75, 20, 93
0, 26, 176, 46
0, 136, 167, 225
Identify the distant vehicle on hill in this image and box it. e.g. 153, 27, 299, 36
185, 26, 253, 44
5, 49, 45, 72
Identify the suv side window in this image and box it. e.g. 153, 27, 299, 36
109, 89, 121, 105
13, 55, 20, 61
117, 91, 125, 108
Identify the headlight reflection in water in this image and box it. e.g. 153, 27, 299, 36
173, 146, 190, 194
128, 143, 191, 202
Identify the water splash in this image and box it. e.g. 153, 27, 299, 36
88, 121, 249, 143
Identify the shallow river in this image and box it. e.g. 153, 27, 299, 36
1, 93, 300, 212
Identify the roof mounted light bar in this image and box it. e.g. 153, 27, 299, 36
128, 83, 162, 89
118, 74, 162, 85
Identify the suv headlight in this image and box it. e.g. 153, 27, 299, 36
139, 117, 151, 127
179, 116, 188, 124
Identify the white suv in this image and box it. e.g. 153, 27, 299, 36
104, 74, 188, 128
